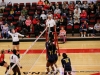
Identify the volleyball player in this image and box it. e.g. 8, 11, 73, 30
10, 49, 22, 75
45, 40, 56, 75
52, 41, 59, 73
61, 53, 72, 75
8, 29, 25, 58
0, 50, 9, 74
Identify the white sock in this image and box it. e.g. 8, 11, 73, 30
81, 34, 83, 37
84, 35, 86, 37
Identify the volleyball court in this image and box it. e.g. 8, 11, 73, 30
0, 28, 100, 75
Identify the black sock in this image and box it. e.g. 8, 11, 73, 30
5, 66, 9, 74
7, 66, 9, 70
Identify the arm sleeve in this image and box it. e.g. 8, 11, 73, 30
18, 33, 24, 37
8, 31, 12, 36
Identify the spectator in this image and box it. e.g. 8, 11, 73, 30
0, 18, 3, 25
75, 1, 83, 9
25, 16, 32, 32
0, 18, 3, 37
7, 1, 12, 5
59, 27, 66, 43
93, 20, 100, 35
82, 1, 88, 10
16, 4, 21, 12
61, 5, 69, 17
80, 10, 87, 20
40, 11, 47, 22
34, 22, 42, 37
54, 6, 61, 14
80, 20, 88, 37
0, 9, 3, 17
43, 3, 50, 12
21, 7, 28, 16
37, 0, 44, 6
0, 0, 6, 12
55, 2, 59, 7
33, 11, 40, 19
73, 10, 80, 24
67, 17, 74, 26
32, 16, 40, 25
54, 11, 61, 19
20, 21, 28, 35
17, 19, 23, 27
47, 11, 53, 18
9, 22, 15, 31
95, 6, 100, 20
68, 3, 75, 12
67, 11, 73, 19
49, 3, 55, 11
1, 23, 9, 39
19, 13, 26, 22
74, 6, 81, 14
62, 1, 68, 9
4, 18, 9, 24
9, 8, 15, 19
58, 16, 66, 26
88, 4, 96, 14
44, 0, 49, 5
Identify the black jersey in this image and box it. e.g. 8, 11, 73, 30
61, 57, 71, 68
45, 42, 54, 56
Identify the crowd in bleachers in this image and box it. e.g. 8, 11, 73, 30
0, 0, 100, 39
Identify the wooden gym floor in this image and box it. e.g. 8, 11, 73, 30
0, 41, 100, 75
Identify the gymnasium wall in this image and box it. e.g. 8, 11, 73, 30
4, 0, 97, 4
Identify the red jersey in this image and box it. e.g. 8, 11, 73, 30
0, 54, 4, 62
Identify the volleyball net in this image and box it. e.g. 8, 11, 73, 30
5, 27, 48, 75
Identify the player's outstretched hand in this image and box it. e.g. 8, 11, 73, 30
22, 35, 26, 39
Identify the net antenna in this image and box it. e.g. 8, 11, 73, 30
48, 24, 51, 41
5, 26, 48, 75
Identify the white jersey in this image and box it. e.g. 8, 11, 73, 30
46, 19, 56, 27
10, 54, 21, 67
8, 31, 24, 42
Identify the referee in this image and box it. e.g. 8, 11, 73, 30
10, 49, 22, 75
46, 15, 56, 41
8, 29, 24, 58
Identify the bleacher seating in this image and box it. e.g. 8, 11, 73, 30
0, 0, 100, 38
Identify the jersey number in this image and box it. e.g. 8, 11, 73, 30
65, 58, 69, 63
49, 51, 53, 55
